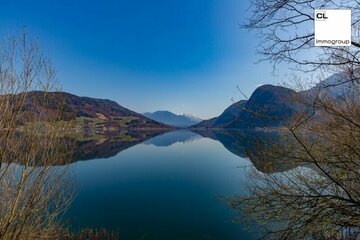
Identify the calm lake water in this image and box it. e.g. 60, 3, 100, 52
65, 130, 266, 240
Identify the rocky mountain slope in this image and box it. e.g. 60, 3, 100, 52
193, 85, 304, 129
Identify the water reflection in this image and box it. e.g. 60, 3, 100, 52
66, 129, 265, 240
72, 130, 168, 161
70, 129, 302, 174
63, 129, 303, 239
143, 130, 201, 147
192, 130, 304, 174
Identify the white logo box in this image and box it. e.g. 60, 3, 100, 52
314, 9, 351, 46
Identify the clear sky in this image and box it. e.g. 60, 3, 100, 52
0, 0, 280, 119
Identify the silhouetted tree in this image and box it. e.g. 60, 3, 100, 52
0, 31, 74, 240
230, 1, 360, 239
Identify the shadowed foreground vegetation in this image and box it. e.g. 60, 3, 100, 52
60, 228, 120, 240
0, 31, 75, 240
228, 0, 360, 239
0, 32, 125, 240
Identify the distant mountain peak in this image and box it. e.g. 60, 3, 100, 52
182, 113, 202, 122
143, 111, 202, 128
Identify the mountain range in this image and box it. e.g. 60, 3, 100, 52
143, 111, 202, 128
15, 91, 171, 130
193, 84, 304, 129
13, 72, 357, 131
193, 72, 359, 129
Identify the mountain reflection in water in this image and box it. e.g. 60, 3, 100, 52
71, 129, 301, 174
63, 129, 302, 240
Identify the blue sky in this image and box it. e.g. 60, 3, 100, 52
0, 0, 279, 119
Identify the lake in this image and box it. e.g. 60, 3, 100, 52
64, 129, 273, 240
